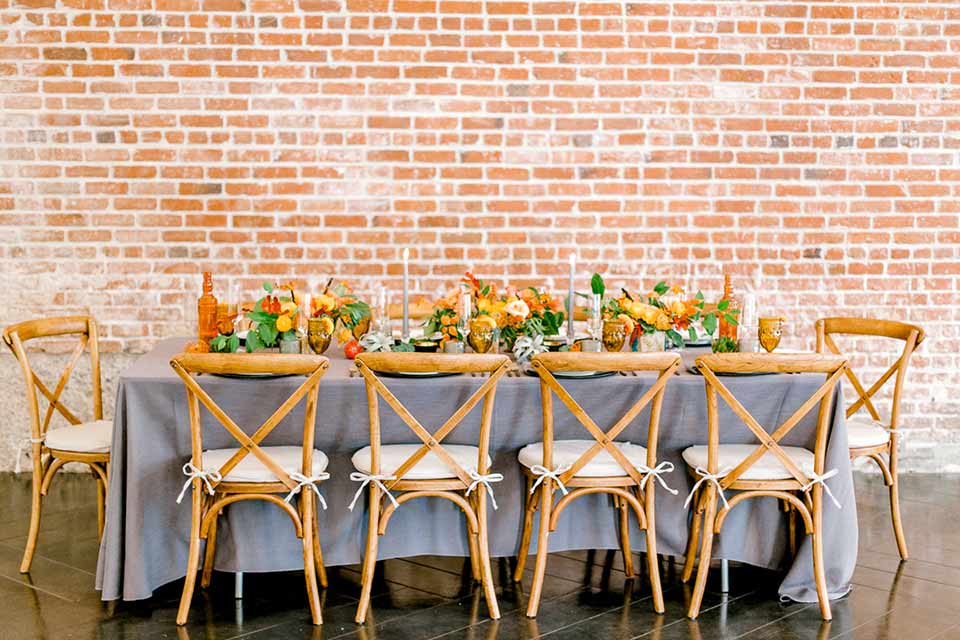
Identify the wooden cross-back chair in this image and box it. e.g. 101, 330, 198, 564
352, 352, 511, 624
515, 351, 682, 618
3, 316, 109, 574
681, 353, 847, 621
169, 353, 330, 626
815, 317, 924, 560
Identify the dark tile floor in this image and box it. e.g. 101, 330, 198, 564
1, 472, 959, 640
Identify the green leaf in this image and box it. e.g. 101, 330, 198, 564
210, 335, 227, 352
717, 299, 729, 311
394, 341, 414, 352
695, 290, 704, 301
262, 281, 273, 293
228, 333, 240, 353
702, 314, 718, 336
258, 322, 278, 347
591, 273, 605, 296
688, 327, 698, 341
723, 313, 739, 326
282, 330, 297, 341
653, 281, 669, 296
481, 285, 490, 296
667, 330, 684, 348
245, 330, 262, 353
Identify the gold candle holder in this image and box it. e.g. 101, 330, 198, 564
758, 316, 785, 353
307, 317, 333, 355
467, 319, 496, 354
602, 319, 627, 352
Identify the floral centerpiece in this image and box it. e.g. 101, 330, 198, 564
591, 274, 738, 351
211, 281, 299, 353
310, 282, 372, 346
499, 286, 565, 352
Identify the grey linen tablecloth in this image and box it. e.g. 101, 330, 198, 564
96, 338, 856, 604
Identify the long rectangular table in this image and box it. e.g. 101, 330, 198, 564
96, 338, 857, 604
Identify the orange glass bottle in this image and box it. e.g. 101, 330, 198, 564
197, 272, 218, 344
718, 273, 740, 340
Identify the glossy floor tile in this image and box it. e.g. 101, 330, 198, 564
0, 472, 958, 640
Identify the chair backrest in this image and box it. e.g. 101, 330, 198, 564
531, 352, 682, 484
354, 352, 511, 488
3, 316, 102, 441
815, 317, 923, 429
169, 353, 329, 491
695, 353, 847, 486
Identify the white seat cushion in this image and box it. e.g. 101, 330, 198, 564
518, 439, 649, 477
846, 414, 891, 448
351, 444, 488, 480
44, 419, 112, 454
201, 446, 328, 483
681, 444, 815, 481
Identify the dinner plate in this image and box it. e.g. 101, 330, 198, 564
524, 369, 617, 380
375, 371, 462, 380
210, 372, 298, 380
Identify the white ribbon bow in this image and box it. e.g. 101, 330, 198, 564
284, 471, 331, 509
14, 437, 44, 474
800, 469, 842, 510
683, 466, 732, 511
529, 464, 571, 496
359, 332, 393, 353
348, 472, 400, 511
176, 462, 222, 504
513, 334, 546, 364
465, 468, 504, 510
636, 461, 678, 495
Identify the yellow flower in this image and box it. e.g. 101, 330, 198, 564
638, 304, 660, 325
670, 300, 688, 318
276, 314, 293, 332
616, 313, 635, 333
338, 328, 352, 343
280, 301, 297, 316
477, 298, 492, 313
316, 294, 336, 313
655, 313, 672, 331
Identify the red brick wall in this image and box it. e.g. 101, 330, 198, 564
1, 1, 958, 465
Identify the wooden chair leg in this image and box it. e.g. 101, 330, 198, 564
681, 488, 703, 583
888, 466, 908, 560
95, 475, 106, 541
312, 504, 328, 589
475, 490, 500, 619
355, 485, 381, 624
513, 476, 537, 582
788, 504, 797, 558
301, 495, 322, 625
176, 486, 204, 625
20, 469, 43, 574
466, 493, 482, 583
201, 511, 218, 589
525, 483, 553, 618
644, 488, 665, 614
810, 486, 832, 621
687, 486, 717, 620
616, 495, 634, 578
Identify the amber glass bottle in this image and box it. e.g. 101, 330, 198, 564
197, 272, 218, 344
718, 273, 740, 340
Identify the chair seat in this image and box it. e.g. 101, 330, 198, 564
200, 446, 328, 483
847, 414, 891, 448
681, 444, 815, 481
518, 439, 649, 477
44, 419, 112, 454
351, 444, 489, 480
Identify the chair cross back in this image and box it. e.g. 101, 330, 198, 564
531, 352, 681, 485
695, 353, 847, 487
169, 353, 329, 492
2, 316, 102, 437
354, 353, 511, 489
815, 317, 924, 423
